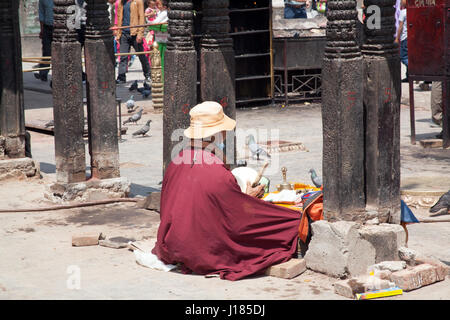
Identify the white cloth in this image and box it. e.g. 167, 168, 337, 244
152, 10, 168, 24
263, 189, 299, 202
399, 9, 407, 41
134, 250, 176, 272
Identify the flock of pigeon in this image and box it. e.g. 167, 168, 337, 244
121, 80, 153, 138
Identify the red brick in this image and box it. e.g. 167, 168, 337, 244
415, 256, 449, 280
72, 233, 102, 247
391, 264, 439, 291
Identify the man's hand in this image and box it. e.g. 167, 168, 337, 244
246, 181, 265, 198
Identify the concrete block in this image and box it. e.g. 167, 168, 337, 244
391, 264, 440, 291
369, 261, 406, 273
359, 223, 406, 263
265, 258, 306, 279
305, 221, 375, 278
72, 233, 104, 247
398, 247, 418, 265
414, 255, 449, 280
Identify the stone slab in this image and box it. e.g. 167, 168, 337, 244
265, 259, 306, 279
414, 256, 449, 280
369, 261, 406, 273
333, 276, 392, 299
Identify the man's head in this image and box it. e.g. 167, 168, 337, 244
401, 0, 407, 9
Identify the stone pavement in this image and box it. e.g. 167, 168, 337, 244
0, 62, 447, 299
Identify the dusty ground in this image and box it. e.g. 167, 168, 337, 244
0, 63, 448, 300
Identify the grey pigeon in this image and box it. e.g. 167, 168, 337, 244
143, 81, 151, 90
123, 108, 143, 125
129, 80, 138, 91
245, 134, 271, 160
309, 168, 322, 188
132, 120, 152, 137
430, 190, 450, 214
142, 89, 151, 98
126, 95, 135, 113
44, 120, 54, 128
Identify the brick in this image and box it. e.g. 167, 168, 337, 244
415, 256, 449, 280
72, 233, 103, 247
398, 247, 418, 265
265, 258, 306, 279
391, 264, 439, 291
377, 270, 393, 280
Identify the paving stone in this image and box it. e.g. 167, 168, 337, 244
265, 258, 306, 279
391, 264, 440, 291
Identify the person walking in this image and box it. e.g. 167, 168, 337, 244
115, 0, 151, 84
395, 0, 408, 82
34, 0, 54, 82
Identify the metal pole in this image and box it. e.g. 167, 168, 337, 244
117, 98, 123, 142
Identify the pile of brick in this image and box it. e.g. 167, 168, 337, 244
333, 247, 449, 299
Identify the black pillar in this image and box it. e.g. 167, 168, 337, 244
200, 0, 236, 163
0, 0, 26, 159
362, 0, 401, 223
85, 0, 120, 179
322, 0, 366, 222
52, 0, 86, 183
163, 0, 197, 173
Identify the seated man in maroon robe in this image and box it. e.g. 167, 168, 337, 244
152, 101, 301, 281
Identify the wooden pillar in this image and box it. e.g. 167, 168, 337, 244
0, 0, 26, 159
52, 0, 86, 183
85, 0, 120, 179
163, 0, 197, 173
200, 0, 236, 162
322, 0, 365, 222
362, 0, 401, 223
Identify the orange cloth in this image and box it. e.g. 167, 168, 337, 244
298, 192, 323, 243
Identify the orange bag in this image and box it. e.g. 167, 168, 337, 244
298, 191, 323, 243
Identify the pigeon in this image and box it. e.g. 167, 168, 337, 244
309, 168, 323, 188
429, 190, 450, 214
123, 108, 143, 125
44, 120, 54, 128
129, 80, 138, 92
132, 120, 152, 137
142, 89, 151, 98
143, 81, 151, 91
137, 87, 145, 93
126, 95, 136, 113
245, 134, 271, 160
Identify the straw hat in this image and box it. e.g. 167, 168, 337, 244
184, 101, 236, 139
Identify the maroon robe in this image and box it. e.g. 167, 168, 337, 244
152, 148, 301, 281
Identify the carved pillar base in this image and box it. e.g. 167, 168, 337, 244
163, 50, 197, 172
151, 82, 164, 110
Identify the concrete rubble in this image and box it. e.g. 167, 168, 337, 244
333, 245, 449, 298
44, 177, 131, 203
